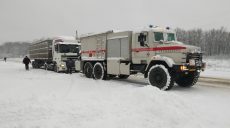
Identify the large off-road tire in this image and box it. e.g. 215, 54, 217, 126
148, 65, 174, 90
166, 70, 176, 90
176, 71, 200, 87
118, 75, 129, 79
84, 62, 93, 78
93, 62, 105, 80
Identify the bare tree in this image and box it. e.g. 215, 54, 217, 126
176, 27, 230, 56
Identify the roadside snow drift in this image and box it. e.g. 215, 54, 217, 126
0, 60, 230, 128
202, 58, 230, 79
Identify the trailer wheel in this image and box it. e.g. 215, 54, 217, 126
118, 75, 129, 79
148, 65, 174, 90
93, 63, 105, 80
84, 62, 93, 78
176, 71, 200, 87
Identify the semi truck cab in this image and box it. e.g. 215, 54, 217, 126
52, 39, 80, 72
30, 37, 80, 72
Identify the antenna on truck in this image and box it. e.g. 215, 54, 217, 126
75, 30, 79, 40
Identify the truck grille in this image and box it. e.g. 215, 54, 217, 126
186, 53, 203, 67
186, 53, 202, 62
61, 55, 80, 60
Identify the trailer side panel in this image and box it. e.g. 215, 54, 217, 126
29, 40, 52, 60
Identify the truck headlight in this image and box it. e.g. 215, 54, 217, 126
180, 65, 188, 71
60, 64, 65, 67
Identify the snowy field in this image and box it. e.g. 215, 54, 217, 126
201, 58, 230, 79
0, 60, 230, 128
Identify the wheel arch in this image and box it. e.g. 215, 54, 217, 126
144, 59, 173, 78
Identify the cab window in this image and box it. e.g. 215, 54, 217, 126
154, 32, 164, 41
167, 33, 175, 41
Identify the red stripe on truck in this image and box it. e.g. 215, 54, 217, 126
132, 46, 186, 52
81, 46, 186, 54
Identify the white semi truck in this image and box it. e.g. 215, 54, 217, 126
77, 26, 205, 90
29, 36, 81, 72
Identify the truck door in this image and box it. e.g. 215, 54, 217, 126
107, 37, 130, 75
96, 36, 106, 59
154, 31, 165, 55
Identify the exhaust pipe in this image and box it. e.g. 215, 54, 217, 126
75, 30, 79, 40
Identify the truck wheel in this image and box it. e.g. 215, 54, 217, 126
32, 61, 36, 68
148, 65, 174, 90
176, 71, 200, 87
93, 63, 104, 80
84, 62, 93, 78
32, 61, 39, 69
118, 75, 129, 79
44, 64, 48, 70
54, 65, 59, 73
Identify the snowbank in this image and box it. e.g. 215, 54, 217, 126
0, 60, 230, 128
201, 58, 230, 79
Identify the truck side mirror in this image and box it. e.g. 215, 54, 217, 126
138, 33, 146, 47
159, 40, 164, 44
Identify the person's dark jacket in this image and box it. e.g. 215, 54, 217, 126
23, 57, 31, 65
66, 59, 75, 68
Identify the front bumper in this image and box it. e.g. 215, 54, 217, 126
173, 52, 206, 72
173, 62, 206, 72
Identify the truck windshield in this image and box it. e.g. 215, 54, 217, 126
167, 33, 176, 41
59, 44, 79, 53
154, 32, 164, 41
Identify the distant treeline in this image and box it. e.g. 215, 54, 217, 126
0, 42, 30, 58
176, 27, 230, 56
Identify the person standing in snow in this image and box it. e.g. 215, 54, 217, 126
3, 57, 7, 62
65, 58, 75, 74
23, 56, 31, 70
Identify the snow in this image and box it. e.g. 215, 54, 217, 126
55, 36, 76, 40
0, 59, 230, 128
201, 58, 230, 79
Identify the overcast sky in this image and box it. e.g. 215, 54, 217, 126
0, 0, 230, 44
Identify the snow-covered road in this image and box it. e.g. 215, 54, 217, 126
0, 60, 230, 128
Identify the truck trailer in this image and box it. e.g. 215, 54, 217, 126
29, 36, 81, 72
77, 26, 205, 90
